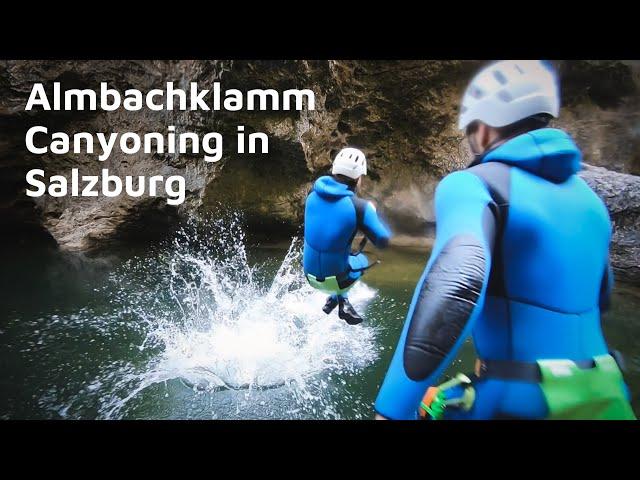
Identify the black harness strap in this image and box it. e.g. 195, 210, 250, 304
352, 236, 368, 256
348, 236, 381, 273
476, 351, 625, 383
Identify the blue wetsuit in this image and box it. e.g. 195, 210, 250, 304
375, 128, 622, 420
303, 175, 391, 294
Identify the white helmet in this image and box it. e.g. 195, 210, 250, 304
332, 147, 367, 179
458, 60, 560, 131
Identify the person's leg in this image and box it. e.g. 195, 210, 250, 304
338, 295, 362, 325
322, 292, 361, 322
441, 379, 504, 420
348, 252, 369, 273
336, 254, 369, 325
322, 294, 339, 314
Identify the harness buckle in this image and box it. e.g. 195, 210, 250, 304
474, 358, 488, 377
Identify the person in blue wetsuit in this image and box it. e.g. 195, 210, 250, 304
375, 60, 635, 420
304, 147, 392, 325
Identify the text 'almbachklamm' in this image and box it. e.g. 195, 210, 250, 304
26, 82, 316, 112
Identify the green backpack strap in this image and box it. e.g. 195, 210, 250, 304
537, 354, 636, 420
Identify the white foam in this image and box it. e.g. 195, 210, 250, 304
94, 214, 379, 419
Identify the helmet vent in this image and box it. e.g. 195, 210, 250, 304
497, 90, 513, 103
470, 86, 484, 99
458, 60, 560, 131
493, 70, 507, 85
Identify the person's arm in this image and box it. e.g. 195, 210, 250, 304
353, 197, 392, 249
374, 171, 497, 420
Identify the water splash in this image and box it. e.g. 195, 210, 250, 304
65, 213, 380, 419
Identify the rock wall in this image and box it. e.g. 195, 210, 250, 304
1, 60, 639, 281
201, 60, 478, 238
0, 60, 225, 250
580, 165, 640, 283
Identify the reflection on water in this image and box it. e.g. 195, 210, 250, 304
1, 216, 638, 419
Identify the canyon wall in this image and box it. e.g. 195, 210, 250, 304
1, 60, 638, 281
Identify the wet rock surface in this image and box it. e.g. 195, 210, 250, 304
580, 164, 640, 283
0, 60, 224, 251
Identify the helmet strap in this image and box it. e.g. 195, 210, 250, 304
467, 136, 510, 167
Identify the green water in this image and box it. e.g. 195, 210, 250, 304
1, 240, 638, 419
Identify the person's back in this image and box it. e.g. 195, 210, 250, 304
303, 175, 362, 279
303, 148, 391, 325
466, 128, 615, 419
472, 128, 611, 364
